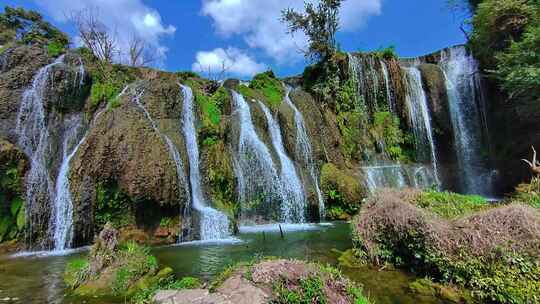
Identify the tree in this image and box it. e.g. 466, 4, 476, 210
69, 7, 118, 63
127, 34, 156, 67
280, 0, 344, 104
281, 0, 342, 62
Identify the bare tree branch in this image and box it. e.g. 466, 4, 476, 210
127, 34, 156, 67
68, 6, 118, 63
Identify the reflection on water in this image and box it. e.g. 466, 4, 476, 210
0, 222, 446, 304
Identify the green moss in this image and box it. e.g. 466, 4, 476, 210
320, 163, 365, 219
414, 190, 489, 219
249, 70, 284, 107
337, 249, 367, 269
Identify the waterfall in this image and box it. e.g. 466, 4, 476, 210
257, 100, 306, 223
180, 85, 230, 240
232, 91, 285, 223
15, 55, 65, 246
439, 46, 493, 196
380, 60, 396, 113
283, 87, 325, 219
362, 163, 437, 193
51, 115, 84, 250
348, 53, 395, 115
403, 66, 441, 187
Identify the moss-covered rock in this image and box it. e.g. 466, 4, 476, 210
69, 88, 189, 246
65, 224, 173, 299
320, 163, 366, 219
0, 45, 50, 140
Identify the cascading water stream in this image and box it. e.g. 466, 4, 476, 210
232, 91, 285, 223
257, 100, 306, 223
439, 46, 494, 196
283, 87, 325, 218
380, 60, 396, 113
403, 66, 441, 187
180, 85, 230, 240
51, 115, 84, 250
15, 55, 66, 246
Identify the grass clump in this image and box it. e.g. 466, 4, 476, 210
413, 190, 490, 219
273, 276, 327, 304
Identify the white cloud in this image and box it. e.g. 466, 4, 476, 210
192, 47, 266, 78
201, 0, 383, 63
34, 0, 176, 65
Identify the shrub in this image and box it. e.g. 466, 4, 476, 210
352, 188, 540, 304
372, 46, 398, 60
369, 111, 407, 161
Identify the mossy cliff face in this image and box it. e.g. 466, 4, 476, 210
0, 46, 49, 141
69, 83, 189, 246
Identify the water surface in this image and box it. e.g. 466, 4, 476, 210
0, 223, 446, 304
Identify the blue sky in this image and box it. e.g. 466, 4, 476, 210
1, 0, 468, 78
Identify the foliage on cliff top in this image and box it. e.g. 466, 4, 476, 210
469, 0, 539, 102
352, 188, 540, 304
249, 71, 285, 107
0, 6, 68, 55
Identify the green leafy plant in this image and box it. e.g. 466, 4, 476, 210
95, 182, 133, 230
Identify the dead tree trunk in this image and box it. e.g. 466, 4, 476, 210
522, 146, 540, 177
